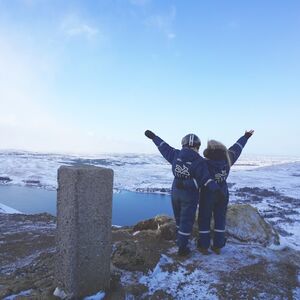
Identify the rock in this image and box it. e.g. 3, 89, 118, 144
22, 179, 41, 187
124, 284, 148, 298
112, 240, 141, 271
226, 204, 280, 246
112, 228, 133, 242
112, 240, 161, 272
133, 215, 173, 232
156, 221, 176, 240
0, 204, 297, 299
132, 215, 176, 241
0, 176, 12, 183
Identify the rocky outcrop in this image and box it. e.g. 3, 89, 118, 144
0, 205, 298, 300
226, 204, 280, 246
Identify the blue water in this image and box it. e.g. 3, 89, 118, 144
0, 185, 173, 226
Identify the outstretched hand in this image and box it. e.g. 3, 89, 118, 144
244, 129, 254, 139
145, 130, 156, 140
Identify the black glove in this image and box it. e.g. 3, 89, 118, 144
145, 130, 156, 140
213, 189, 226, 202
244, 130, 254, 139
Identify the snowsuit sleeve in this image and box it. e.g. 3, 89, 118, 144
152, 135, 179, 164
192, 158, 219, 192
228, 135, 249, 165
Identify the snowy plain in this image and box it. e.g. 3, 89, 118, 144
1, 150, 300, 299
0, 150, 300, 251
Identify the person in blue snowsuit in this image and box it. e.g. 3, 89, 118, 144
181, 130, 254, 255
144, 130, 224, 256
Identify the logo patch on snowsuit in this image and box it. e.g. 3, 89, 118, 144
215, 170, 227, 183
174, 164, 190, 178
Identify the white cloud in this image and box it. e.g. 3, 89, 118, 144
145, 6, 176, 40
61, 14, 99, 39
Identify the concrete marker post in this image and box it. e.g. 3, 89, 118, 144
55, 165, 113, 299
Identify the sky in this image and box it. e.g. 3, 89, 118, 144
0, 0, 299, 156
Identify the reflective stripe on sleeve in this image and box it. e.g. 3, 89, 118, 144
178, 231, 191, 236
193, 178, 199, 189
236, 142, 243, 150
158, 141, 165, 147
214, 229, 226, 233
204, 179, 213, 186
199, 230, 210, 234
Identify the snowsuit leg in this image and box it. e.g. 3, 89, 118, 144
213, 195, 229, 248
197, 189, 214, 249
171, 193, 180, 243
172, 188, 198, 249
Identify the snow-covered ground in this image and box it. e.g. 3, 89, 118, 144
1, 150, 299, 194
0, 150, 299, 300
0, 203, 21, 214
0, 150, 299, 249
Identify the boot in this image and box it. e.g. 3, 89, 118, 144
211, 245, 221, 255
198, 247, 210, 255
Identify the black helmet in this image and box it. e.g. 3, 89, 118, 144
181, 134, 201, 148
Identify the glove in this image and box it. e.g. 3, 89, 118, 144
213, 189, 226, 202
244, 129, 254, 139
145, 130, 156, 140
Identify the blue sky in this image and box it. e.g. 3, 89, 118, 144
0, 0, 299, 155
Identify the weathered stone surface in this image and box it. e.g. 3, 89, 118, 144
112, 240, 161, 272
226, 204, 280, 245
156, 221, 176, 240
55, 165, 113, 299
132, 215, 176, 241
133, 215, 173, 232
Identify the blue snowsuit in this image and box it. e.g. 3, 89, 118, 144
197, 135, 250, 249
151, 135, 220, 250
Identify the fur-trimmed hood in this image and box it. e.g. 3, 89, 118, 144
203, 140, 231, 166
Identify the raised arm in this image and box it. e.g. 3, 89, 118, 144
145, 130, 179, 164
228, 130, 254, 165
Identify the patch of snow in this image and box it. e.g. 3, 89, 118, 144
83, 291, 105, 300
3, 289, 32, 299
53, 287, 67, 299
133, 242, 295, 299
0, 203, 22, 214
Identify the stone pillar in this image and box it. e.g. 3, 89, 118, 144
55, 165, 113, 299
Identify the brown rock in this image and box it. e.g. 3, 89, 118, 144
112, 240, 161, 272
